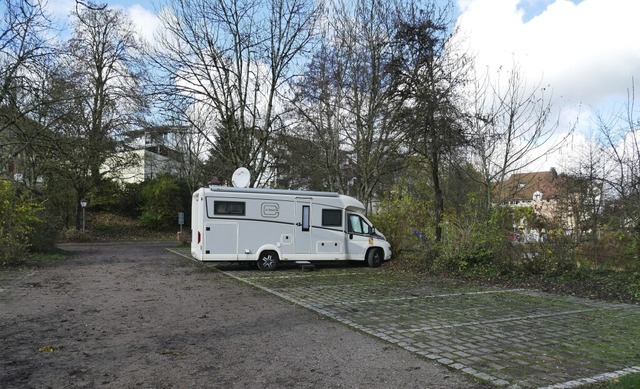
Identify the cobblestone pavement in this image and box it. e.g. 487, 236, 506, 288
169, 251, 640, 388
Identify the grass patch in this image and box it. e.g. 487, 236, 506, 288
27, 251, 67, 263
60, 212, 176, 242
586, 372, 640, 388
388, 251, 640, 305
0, 249, 68, 272
607, 373, 640, 388
494, 269, 640, 305
21, 249, 69, 267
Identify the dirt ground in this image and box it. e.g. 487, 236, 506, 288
0, 242, 487, 389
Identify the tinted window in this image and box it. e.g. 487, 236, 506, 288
214, 201, 245, 215
322, 209, 342, 227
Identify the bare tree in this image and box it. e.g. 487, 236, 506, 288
66, 3, 147, 183
290, 41, 349, 192
42, 3, 147, 228
292, 0, 407, 210
0, 0, 52, 169
553, 134, 607, 241
150, 0, 320, 187
467, 64, 570, 208
596, 80, 640, 258
173, 124, 209, 193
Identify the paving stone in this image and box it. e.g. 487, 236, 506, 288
437, 358, 454, 365
491, 378, 511, 386
220, 266, 640, 389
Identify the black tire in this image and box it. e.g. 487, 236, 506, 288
366, 248, 383, 268
257, 251, 279, 271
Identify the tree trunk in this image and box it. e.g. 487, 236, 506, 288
431, 148, 443, 242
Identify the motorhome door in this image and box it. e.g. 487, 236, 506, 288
295, 199, 311, 253
346, 212, 372, 258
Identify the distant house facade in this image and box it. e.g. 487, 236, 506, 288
497, 168, 566, 238
103, 126, 187, 184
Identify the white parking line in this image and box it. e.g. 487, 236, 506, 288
314, 289, 528, 306
396, 308, 598, 333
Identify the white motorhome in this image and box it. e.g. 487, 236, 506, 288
191, 185, 392, 270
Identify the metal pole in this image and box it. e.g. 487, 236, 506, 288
82, 207, 85, 234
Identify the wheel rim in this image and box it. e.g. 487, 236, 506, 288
368, 248, 382, 267
373, 250, 382, 265
260, 254, 276, 269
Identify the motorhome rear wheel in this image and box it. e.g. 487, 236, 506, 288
257, 251, 279, 271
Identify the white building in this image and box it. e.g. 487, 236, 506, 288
104, 126, 187, 184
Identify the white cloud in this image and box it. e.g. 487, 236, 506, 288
45, 1, 160, 44
46, 0, 76, 19
456, 0, 640, 109
127, 4, 161, 44
456, 0, 640, 172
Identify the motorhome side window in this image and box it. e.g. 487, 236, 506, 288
214, 201, 246, 216
301, 205, 310, 231
348, 214, 371, 235
322, 209, 342, 227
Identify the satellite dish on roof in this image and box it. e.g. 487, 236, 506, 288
231, 167, 250, 188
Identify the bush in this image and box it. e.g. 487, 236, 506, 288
28, 207, 61, 253
435, 194, 509, 276
90, 180, 143, 218
577, 230, 640, 272
369, 182, 432, 255
512, 237, 579, 276
0, 181, 44, 266
139, 176, 190, 230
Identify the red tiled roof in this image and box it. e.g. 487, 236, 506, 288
497, 169, 560, 201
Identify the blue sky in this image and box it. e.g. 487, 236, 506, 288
516, 0, 584, 22
49, 0, 640, 172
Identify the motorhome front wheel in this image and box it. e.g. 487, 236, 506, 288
367, 248, 383, 268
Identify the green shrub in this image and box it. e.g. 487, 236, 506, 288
139, 176, 189, 230
512, 237, 579, 276
0, 181, 44, 266
28, 207, 61, 253
90, 180, 143, 218
369, 182, 432, 255
579, 229, 640, 272
435, 194, 509, 276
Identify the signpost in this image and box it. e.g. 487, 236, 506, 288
177, 212, 185, 243
178, 212, 184, 233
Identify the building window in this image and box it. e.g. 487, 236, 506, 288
322, 209, 342, 227
533, 191, 543, 201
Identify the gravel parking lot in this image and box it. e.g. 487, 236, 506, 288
2, 241, 638, 388
1, 242, 486, 389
